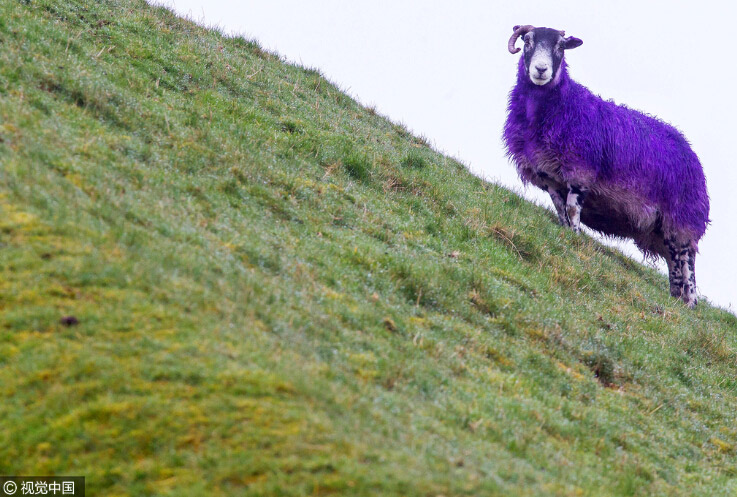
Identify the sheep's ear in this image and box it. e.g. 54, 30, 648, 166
512, 25, 520, 32
563, 36, 583, 50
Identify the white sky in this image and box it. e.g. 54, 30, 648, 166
165, 0, 736, 312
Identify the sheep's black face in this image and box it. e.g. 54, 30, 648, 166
523, 27, 582, 86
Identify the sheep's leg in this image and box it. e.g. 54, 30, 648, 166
536, 173, 569, 226
565, 185, 586, 233
665, 238, 697, 307
682, 248, 698, 308
654, 219, 682, 297
665, 250, 682, 298
549, 187, 570, 226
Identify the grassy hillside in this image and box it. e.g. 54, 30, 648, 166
1, 1, 736, 495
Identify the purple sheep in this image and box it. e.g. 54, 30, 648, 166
503, 25, 710, 308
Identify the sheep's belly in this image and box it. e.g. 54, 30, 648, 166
581, 190, 658, 239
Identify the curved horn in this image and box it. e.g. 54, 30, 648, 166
508, 25, 534, 54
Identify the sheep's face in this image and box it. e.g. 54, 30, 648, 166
523, 28, 582, 86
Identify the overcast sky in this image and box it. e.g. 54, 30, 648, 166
164, 0, 736, 312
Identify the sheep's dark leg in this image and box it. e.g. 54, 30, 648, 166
549, 187, 570, 226
665, 250, 682, 298
565, 184, 586, 233
655, 218, 683, 298
682, 248, 698, 308
665, 238, 697, 307
537, 173, 569, 226
666, 238, 684, 298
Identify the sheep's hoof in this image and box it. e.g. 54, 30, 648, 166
683, 298, 697, 309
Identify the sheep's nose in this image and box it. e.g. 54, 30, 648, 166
535, 65, 548, 75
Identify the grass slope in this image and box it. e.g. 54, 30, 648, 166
1, 1, 736, 495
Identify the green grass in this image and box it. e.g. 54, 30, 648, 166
1, 1, 736, 495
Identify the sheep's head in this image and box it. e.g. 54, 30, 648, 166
508, 25, 582, 86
